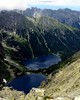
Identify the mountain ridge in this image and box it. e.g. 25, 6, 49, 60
23, 7, 80, 29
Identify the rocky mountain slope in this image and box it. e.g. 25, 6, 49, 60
1, 11, 80, 61
23, 7, 80, 29
0, 34, 26, 87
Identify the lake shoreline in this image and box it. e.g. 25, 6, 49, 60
7, 54, 61, 94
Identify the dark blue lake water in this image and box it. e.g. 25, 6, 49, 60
23, 54, 61, 70
8, 73, 46, 94
8, 54, 61, 94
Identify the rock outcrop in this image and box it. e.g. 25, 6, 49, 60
0, 87, 25, 100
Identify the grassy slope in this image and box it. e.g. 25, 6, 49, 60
43, 51, 80, 98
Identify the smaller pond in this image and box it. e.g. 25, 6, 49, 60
8, 73, 46, 94
23, 54, 61, 70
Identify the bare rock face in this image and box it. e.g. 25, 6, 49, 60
0, 87, 25, 100
54, 96, 72, 100
0, 87, 80, 100
25, 88, 73, 100
74, 96, 80, 100
25, 88, 45, 100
